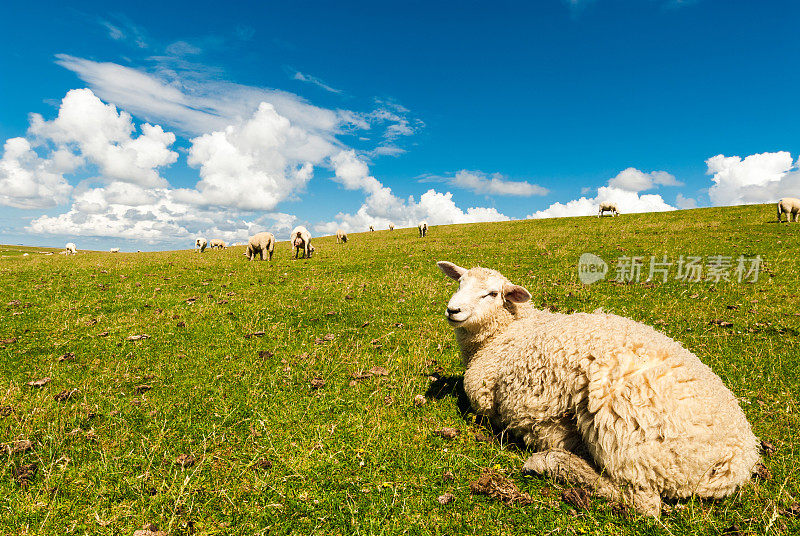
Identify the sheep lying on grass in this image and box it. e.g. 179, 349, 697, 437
437, 261, 760, 517
195, 238, 207, 253
245, 232, 275, 261
418, 221, 428, 237
109, 248, 120, 253
777, 197, 800, 222
598, 202, 619, 217
291, 226, 314, 259
210, 239, 227, 249
336, 230, 348, 243
65, 243, 77, 255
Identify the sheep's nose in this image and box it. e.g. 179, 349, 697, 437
446, 307, 461, 316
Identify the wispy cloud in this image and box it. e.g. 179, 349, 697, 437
293, 71, 343, 94
98, 16, 149, 48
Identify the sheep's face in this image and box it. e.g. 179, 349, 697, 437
437, 261, 531, 330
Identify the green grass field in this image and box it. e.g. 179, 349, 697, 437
1, 204, 798, 535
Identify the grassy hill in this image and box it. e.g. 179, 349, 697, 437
1, 204, 798, 535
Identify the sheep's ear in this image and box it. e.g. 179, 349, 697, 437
503, 283, 531, 303
437, 261, 466, 281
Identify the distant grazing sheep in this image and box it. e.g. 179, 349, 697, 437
418, 221, 428, 238
290, 226, 314, 259
109, 248, 120, 253
598, 202, 619, 217
369, 225, 375, 232
336, 229, 348, 243
389, 223, 395, 230
195, 238, 208, 253
777, 197, 800, 222
210, 239, 227, 249
437, 261, 760, 517
245, 232, 275, 261
65, 242, 77, 255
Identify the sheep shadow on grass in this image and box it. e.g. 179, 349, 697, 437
425, 375, 527, 451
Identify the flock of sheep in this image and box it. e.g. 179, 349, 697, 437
50, 200, 790, 517
192, 221, 430, 261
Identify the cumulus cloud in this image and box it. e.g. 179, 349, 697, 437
527, 167, 678, 219
706, 151, 800, 206
607, 167, 682, 191
29, 88, 177, 187
27, 179, 298, 244
29, 183, 193, 239
181, 102, 333, 210
0, 138, 74, 209
442, 170, 548, 197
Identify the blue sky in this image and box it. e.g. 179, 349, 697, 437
2, 0, 800, 250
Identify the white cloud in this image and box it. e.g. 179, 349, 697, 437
705, 151, 800, 206
446, 170, 549, 197
607, 167, 682, 192
0, 137, 73, 209
29, 88, 177, 188
27, 179, 298, 244
29, 183, 194, 240
182, 102, 334, 210
330, 150, 383, 193
675, 193, 698, 209
527, 168, 678, 219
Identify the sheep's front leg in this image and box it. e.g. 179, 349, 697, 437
522, 450, 661, 517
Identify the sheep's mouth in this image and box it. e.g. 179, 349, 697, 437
446, 314, 469, 325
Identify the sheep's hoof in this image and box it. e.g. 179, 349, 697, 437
521, 452, 551, 476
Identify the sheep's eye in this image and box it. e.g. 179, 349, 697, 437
485, 291, 499, 298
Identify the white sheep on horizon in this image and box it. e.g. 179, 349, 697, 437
210, 239, 227, 249
389, 223, 395, 230
336, 229, 348, 243
65, 243, 77, 255
437, 261, 761, 517
109, 248, 120, 253
777, 197, 800, 222
418, 221, 428, 237
598, 202, 619, 217
195, 238, 208, 253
